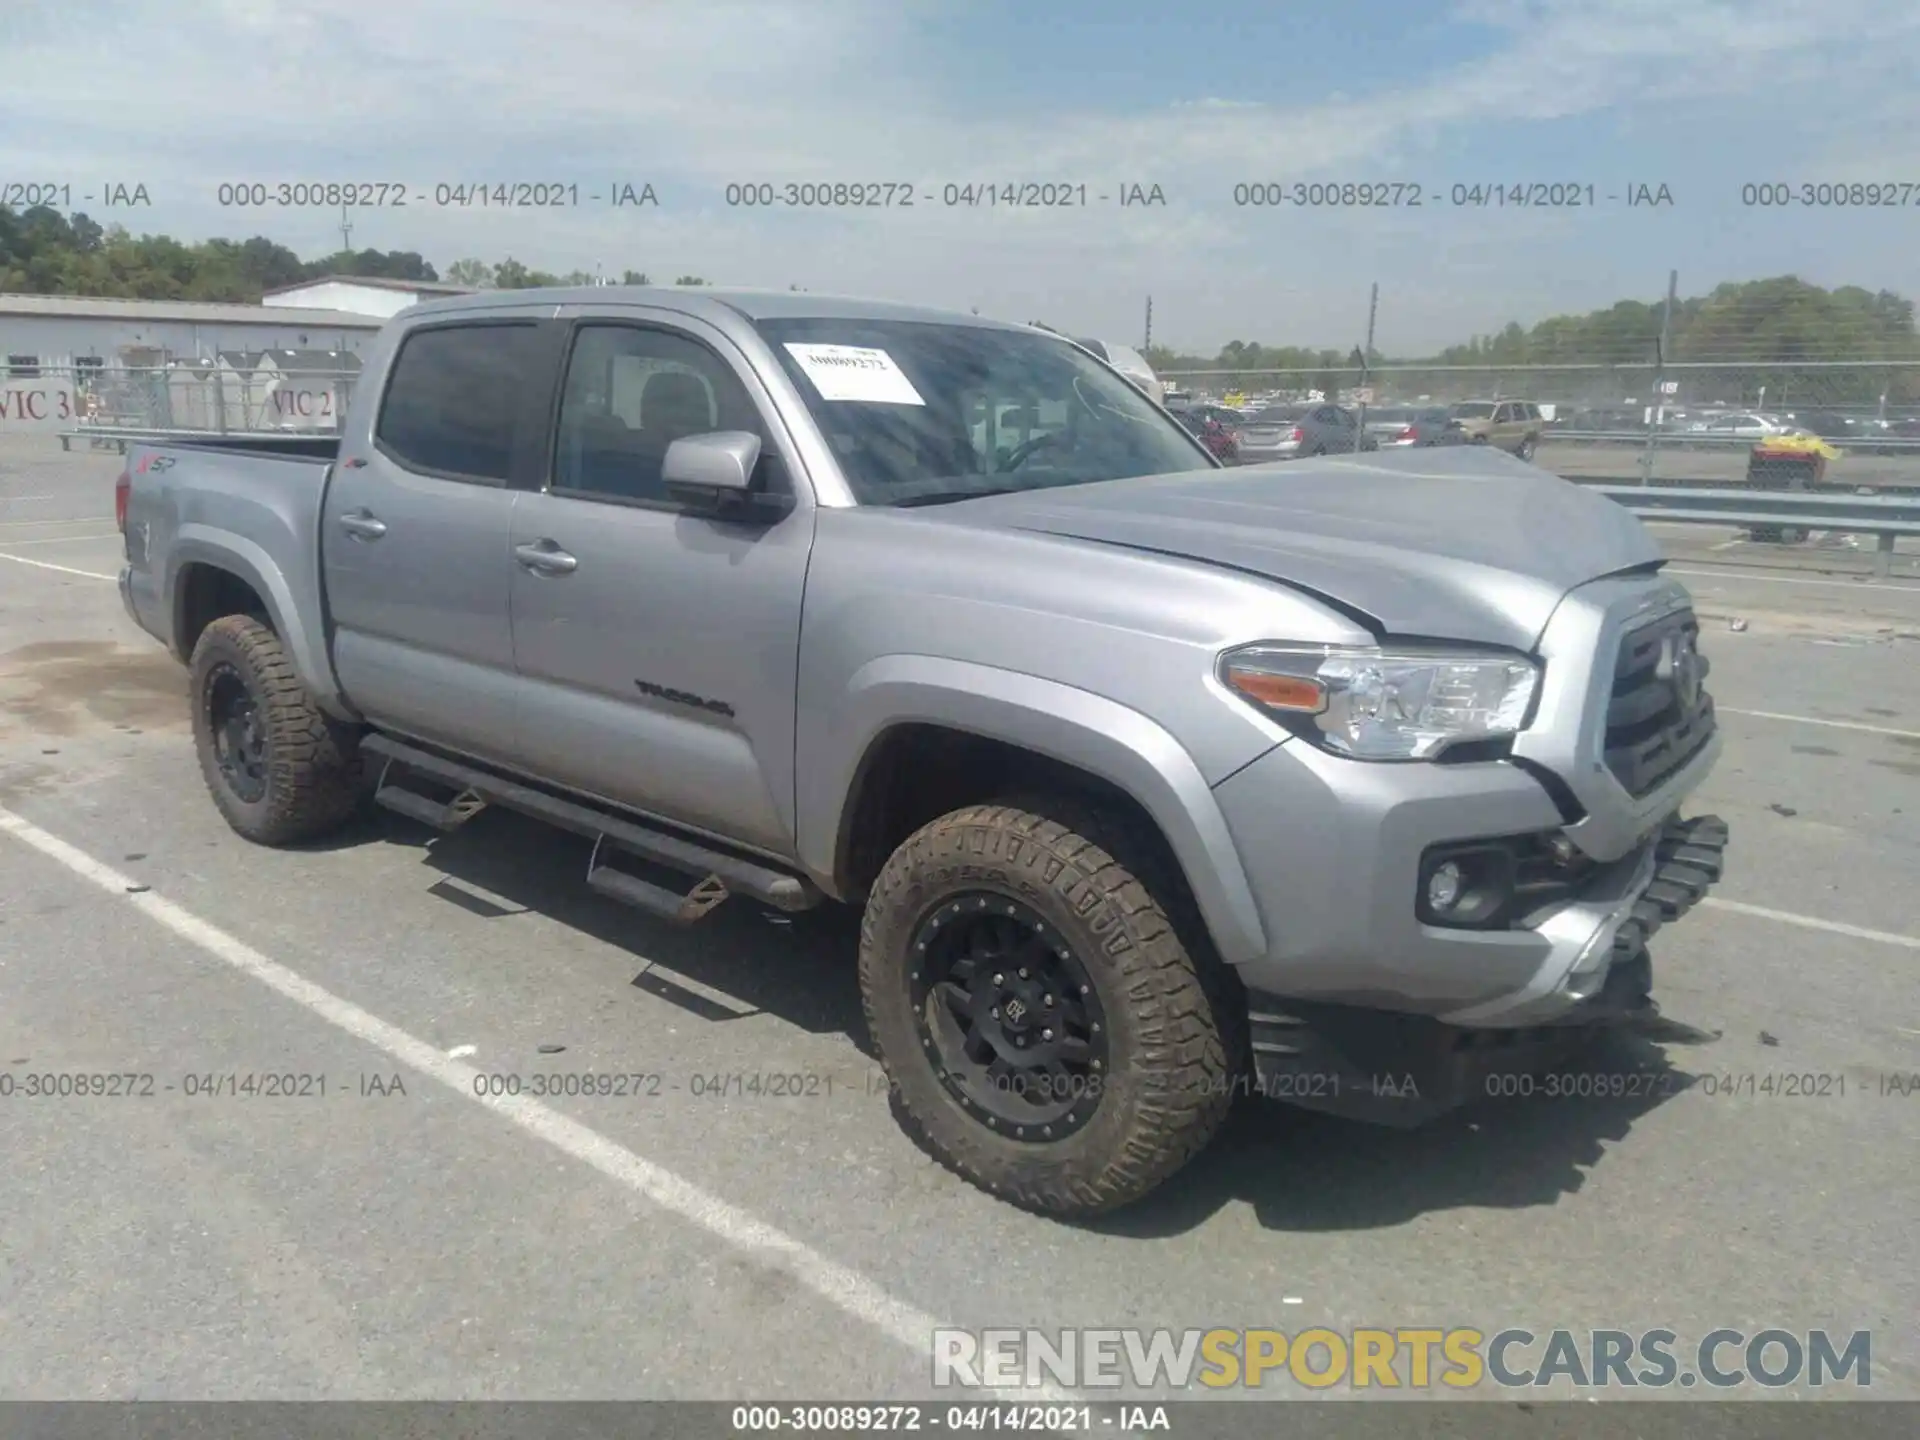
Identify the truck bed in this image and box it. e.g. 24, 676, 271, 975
144, 433, 341, 461
118, 438, 342, 707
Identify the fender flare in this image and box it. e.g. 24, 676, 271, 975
804, 654, 1270, 967
167, 527, 357, 721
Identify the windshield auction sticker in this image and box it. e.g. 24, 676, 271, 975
783, 344, 925, 404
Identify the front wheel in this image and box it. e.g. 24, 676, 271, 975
1516, 436, 1538, 461
189, 614, 365, 846
859, 802, 1238, 1218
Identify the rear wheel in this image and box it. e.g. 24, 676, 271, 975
859, 801, 1238, 1218
189, 615, 364, 846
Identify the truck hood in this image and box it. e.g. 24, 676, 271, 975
948, 446, 1662, 650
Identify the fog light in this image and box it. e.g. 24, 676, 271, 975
1427, 860, 1464, 913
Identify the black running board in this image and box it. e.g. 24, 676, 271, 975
360, 732, 821, 922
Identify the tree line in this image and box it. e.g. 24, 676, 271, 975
0, 205, 710, 300
1142, 278, 1920, 406
3, 204, 1915, 401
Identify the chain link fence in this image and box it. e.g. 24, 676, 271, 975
1157, 361, 1920, 488
1, 362, 361, 438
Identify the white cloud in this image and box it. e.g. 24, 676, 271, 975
2, 0, 1916, 350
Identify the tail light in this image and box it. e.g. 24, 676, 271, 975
1288, 427, 1304, 443
115, 470, 131, 532
1397, 426, 1417, 442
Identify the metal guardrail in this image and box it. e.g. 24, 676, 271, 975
1546, 429, 1920, 452
1543, 426, 1920, 449
1588, 484, 1920, 577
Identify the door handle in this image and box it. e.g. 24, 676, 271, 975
338, 509, 387, 540
515, 540, 578, 575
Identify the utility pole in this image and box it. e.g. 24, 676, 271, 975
339, 203, 353, 257
1640, 268, 1679, 486
1143, 296, 1152, 351
1353, 282, 1379, 444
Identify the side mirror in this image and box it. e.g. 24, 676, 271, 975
661, 431, 790, 520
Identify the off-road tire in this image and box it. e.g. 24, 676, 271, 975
189, 614, 364, 846
859, 800, 1239, 1218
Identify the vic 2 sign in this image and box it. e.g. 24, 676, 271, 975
267, 386, 340, 427
0, 381, 77, 432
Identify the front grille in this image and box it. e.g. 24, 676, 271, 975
1603, 607, 1716, 797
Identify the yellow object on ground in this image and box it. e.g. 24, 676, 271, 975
1754, 433, 1843, 461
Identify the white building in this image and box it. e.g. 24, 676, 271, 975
0, 292, 401, 434
0, 293, 385, 376
260, 274, 473, 318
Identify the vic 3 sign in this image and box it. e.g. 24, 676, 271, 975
0, 382, 77, 432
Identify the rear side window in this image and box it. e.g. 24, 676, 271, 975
376, 322, 540, 481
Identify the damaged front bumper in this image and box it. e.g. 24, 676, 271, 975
1244, 812, 1729, 1126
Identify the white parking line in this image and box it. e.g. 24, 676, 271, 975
0, 552, 116, 580
0, 514, 118, 529
1701, 897, 1920, 951
1667, 568, 1920, 594
0, 531, 121, 546
0, 805, 1049, 1400
1720, 707, 1920, 741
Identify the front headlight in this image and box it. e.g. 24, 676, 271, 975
1219, 643, 1539, 760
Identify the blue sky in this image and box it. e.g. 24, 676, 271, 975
3, 0, 1917, 353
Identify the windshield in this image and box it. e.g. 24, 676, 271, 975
755, 317, 1212, 505
1250, 406, 1307, 423
1450, 402, 1497, 419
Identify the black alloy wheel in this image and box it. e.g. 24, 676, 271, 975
858, 801, 1241, 1217
908, 891, 1110, 1140
205, 660, 270, 804
187, 613, 365, 846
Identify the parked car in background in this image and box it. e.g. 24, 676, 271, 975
1175, 408, 1240, 463
1564, 407, 1652, 435
1185, 402, 1249, 430
1365, 406, 1466, 448
1687, 412, 1794, 440
1788, 411, 1864, 443
1449, 400, 1545, 460
1237, 403, 1379, 463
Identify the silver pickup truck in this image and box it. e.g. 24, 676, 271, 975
117, 287, 1728, 1218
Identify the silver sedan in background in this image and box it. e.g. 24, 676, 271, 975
1363, 405, 1468, 448
1235, 403, 1379, 462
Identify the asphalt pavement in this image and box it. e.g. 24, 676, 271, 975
2, 438, 1915, 1411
